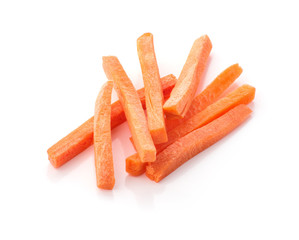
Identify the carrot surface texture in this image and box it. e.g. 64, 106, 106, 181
47, 74, 176, 168
94, 81, 114, 190
126, 83, 255, 176
128, 63, 242, 146
156, 84, 255, 152
102, 56, 156, 163
137, 33, 168, 144
163, 35, 212, 118
146, 104, 252, 182
165, 63, 243, 131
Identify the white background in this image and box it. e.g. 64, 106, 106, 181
1, 0, 299, 239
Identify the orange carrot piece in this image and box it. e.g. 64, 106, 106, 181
94, 81, 114, 189
165, 63, 243, 131
146, 104, 252, 182
47, 74, 176, 168
126, 154, 147, 176
157, 84, 255, 150
163, 35, 212, 118
102, 56, 156, 163
128, 63, 242, 145
126, 84, 255, 176
137, 33, 168, 144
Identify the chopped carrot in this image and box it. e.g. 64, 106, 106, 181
125, 153, 145, 176
47, 74, 176, 168
128, 63, 242, 146
137, 33, 168, 144
146, 104, 252, 182
163, 35, 212, 118
102, 56, 156, 163
157, 84, 255, 150
126, 84, 255, 176
165, 63, 243, 131
126, 153, 147, 176
94, 81, 114, 189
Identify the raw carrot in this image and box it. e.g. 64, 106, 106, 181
128, 63, 243, 145
126, 153, 147, 176
102, 56, 156, 163
126, 84, 255, 176
165, 63, 243, 131
47, 74, 176, 168
163, 35, 212, 118
137, 33, 168, 144
146, 104, 252, 182
94, 81, 114, 189
157, 84, 255, 151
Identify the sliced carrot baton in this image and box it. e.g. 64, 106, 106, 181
163, 35, 212, 118
128, 63, 243, 146
126, 153, 147, 176
156, 84, 255, 151
165, 63, 243, 131
126, 84, 255, 176
137, 33, 168, 144
47, 74, 176, 168
94, 81, 114, 189
146, 104, 252, 182
102, 56, 156, 163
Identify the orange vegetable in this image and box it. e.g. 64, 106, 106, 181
94, 81, 114, 189
146, 104, 252, 182
126, 84, 255, 176
47, 74, 176, 168
126, 154, 147, 176
157, 84, 255, 150
165, 63, 243, 131
102, 56, 156, 163
137, 33, 168, 144
128, 63, 242, 145
163, 35, 212, 118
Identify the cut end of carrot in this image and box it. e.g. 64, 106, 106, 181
126, 154, 146, 176
102, 56, 122, 82
163, 105, 181, 118
150, 128, 168, 144
232, 63, 243, 74
199, 34, 212, 47
145, 165, 161, 183
47, 153, 60, 168
139, 147, 157, 163
137, 32, 153, 42
164, 111, 185, 120
97, 178, 115, 190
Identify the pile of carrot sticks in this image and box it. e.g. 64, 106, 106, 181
47, 33, 255, 190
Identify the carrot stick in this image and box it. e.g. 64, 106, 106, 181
128, 63, 242, 145
157, 84, 255, 150
163, 35, 212, 118
146, 104, 252, 182
47, 74, 176, 168
165, 63, 243, 131
126, 84, 255, 176
126, 153, 147, 176
102, 56, 156, 163
94, 81, 114, 189
137, 33, 168, 144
